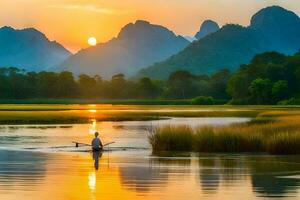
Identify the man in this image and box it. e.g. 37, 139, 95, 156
91, 132, 103, 151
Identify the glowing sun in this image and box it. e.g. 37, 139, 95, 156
88, 37, 97, 46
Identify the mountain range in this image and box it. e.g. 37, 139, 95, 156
59, 20, 190, 78
0, 27, 71, 71
137, 6, 300, 79
0, 5, 298, 80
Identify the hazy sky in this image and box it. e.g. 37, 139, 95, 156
1, 0, 299, 52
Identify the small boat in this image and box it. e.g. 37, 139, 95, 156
72, 141, 115, 148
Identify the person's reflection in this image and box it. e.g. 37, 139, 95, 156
92, 150, 103, 170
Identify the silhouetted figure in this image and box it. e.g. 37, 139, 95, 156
91, 132, 103, 170
91, 132, 103, 151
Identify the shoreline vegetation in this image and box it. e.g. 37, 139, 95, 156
0, 108, 259, 124
148, 111, 300, 155
0, 97, 229, 105
1, 104, 300, 155
0, 104, 299, 124
0, 99, 194, 105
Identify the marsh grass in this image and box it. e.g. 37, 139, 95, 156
148, 125, 193, 151
0, 104, 266, 124
149, 115, 300, 154
194, 127, 264, 152
266, 132, 300, 154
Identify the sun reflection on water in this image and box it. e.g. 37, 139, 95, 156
89, 119, 97, 135
88, 172, 96, 191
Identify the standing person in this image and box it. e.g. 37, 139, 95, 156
91, 132, 103, 151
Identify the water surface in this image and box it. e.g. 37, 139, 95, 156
0, 117, 249, 151
1, 117, 300, 199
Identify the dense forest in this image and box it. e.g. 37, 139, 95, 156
228, 51, 300, 105
1, 50, 300, 105
0, 67, 230, 101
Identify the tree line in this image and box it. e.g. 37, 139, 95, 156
1, 50, 299, 105
0, 67, 230, 100
228, 51, 300, 104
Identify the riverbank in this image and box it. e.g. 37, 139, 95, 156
0, 104, 253, 124
0, 104, 299, 124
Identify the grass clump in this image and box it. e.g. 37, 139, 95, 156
148, 125, 193, 152
149, 115, 300, 155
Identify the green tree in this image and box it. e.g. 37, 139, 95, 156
78, 74, 98, 98
227, 72, 250, 101
6, 68, 28, 99
25, 72, 38, 97
251, 52, 286, 65
249, 78, 273, 104
57, 71, 79, 98
137, 77, 161, 99
36, 72, 59, 98
209, 69, 231, 99
167, 71, 199, 99
272, 80, 289, 101
107, 74, 127, 99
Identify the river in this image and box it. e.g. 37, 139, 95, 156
1, 117, 300, 199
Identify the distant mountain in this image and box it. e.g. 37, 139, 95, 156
59, 20, 190, 78
184, 36, 197, 42
184, 20, 219, 42
0, 26, 71, 71
137, 6, 300, 79
250, 5, 300, 53
195, 20, 220, 40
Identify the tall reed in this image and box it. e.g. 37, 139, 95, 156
148, 125, 193, 152
148, 116, 300, 154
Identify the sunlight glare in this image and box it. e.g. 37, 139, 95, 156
88, 37, 97, 46
89, 119, 97, 135
88, 172, 96, 191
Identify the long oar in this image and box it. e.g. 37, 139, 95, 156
72, 141, 115, 148
72, 141, 90, 147
103, 142, 115, 147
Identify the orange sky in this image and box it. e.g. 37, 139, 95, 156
0, 0, 299, 53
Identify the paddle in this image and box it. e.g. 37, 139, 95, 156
103, 142, 115, 147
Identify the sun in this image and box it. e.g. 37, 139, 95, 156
88, 37, 97, 46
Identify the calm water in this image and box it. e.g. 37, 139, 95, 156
1, 117, 300, 199
0, 117, 250, 151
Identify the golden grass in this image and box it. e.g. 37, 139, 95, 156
149, 115, 300, 154
148, 125, 193, 151
0, 104, 270, 124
